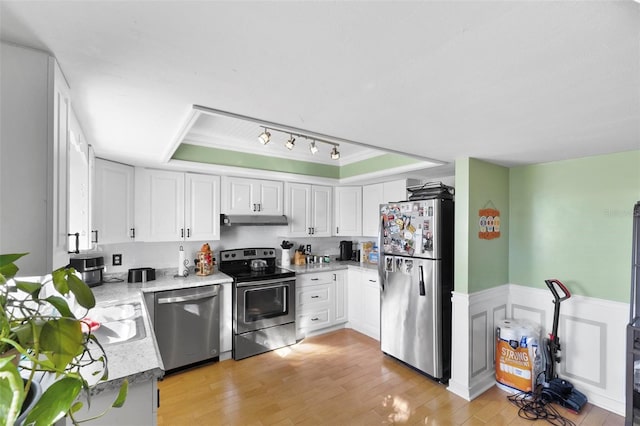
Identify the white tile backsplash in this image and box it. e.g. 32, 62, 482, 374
88, 226, 377, 274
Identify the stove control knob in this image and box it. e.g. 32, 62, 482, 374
269, 250, 274, 255
231, 253, 236, 258
223, 254, 229, 258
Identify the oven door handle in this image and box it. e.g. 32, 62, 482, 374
236, 278, 295, 288
157, 289, 218, 304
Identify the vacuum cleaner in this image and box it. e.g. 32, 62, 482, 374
540, 278, 588, 413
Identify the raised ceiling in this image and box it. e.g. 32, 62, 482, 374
1, 1, 638, 178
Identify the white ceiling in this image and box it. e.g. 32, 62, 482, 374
1, 1, 638, 172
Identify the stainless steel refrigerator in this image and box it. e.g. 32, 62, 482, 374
378, 196, 454, 383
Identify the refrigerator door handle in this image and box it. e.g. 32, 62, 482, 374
418, 265, 426, 296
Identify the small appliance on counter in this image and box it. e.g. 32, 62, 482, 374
69, 255, 104, 287
127, 267, 156, 283
339, 240, 353, 261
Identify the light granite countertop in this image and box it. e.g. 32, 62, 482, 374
88, 269, 233, 394
284, 260, 378, 275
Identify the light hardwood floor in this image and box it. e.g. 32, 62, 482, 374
157, 329, 624, 425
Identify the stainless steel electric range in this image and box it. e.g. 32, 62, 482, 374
218, 248, 296, 360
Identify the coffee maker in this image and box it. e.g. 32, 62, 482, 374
339, 241, 353, 261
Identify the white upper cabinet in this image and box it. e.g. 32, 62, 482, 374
361, 179, 409, 237
184, 173, 220, 241
94, 159, 135, 244
0, 43, 72, 274
51, 62, 72, 268
221, 176, 283, 215
285, 183, 332, 237
362, 183, 384, 237
135, 169, 185, 242
333, 186, 362, 237
68, 109, 92, 252
135, 169, 220, 242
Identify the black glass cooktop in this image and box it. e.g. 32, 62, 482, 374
218, 247, 295, 283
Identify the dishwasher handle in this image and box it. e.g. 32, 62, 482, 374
157, 288, 218, 304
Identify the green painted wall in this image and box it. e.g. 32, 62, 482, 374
454, 158, 471, 293
509, 150, 640, 302
172, 144, 340, 178
172, 144, 424, 179
339, 153, 424, 178
455, 158, 510, 294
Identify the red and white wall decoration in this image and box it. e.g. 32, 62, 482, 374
478, 201, 500, 240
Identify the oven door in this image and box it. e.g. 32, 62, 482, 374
235, 278, 295, 335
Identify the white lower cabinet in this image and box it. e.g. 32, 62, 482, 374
347, 267, 380, 340
296, 270, 347, 339
219, 282, 233, 359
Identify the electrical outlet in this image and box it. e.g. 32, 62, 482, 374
306, 244, 311, 254
112, 254, 122, 266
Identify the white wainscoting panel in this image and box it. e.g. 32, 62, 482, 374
448, 286, 508, 400
508, 285, 628, 415
449, 284, 628, 416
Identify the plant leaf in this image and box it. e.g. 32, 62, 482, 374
44, 296, 75, 318
25, 376, 82, 425
0, 358, 25, 426
39, 318, 84, 371
51, 268, 69, 295
66, 272, 96, 309
0, 263, 18, 284
0, 253, 28, 268
70, 400, 83, 414
15, 280, 42, 298
112, 380, 129, 408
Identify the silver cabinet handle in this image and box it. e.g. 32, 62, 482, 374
311, 295, 320, 299
157, 289, 218, 304
311, 278, 320, 281
311, 317, 319, 321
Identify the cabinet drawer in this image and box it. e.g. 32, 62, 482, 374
298, 284, 330, 306
298, 309, 331, 330
298, 272, 334, 287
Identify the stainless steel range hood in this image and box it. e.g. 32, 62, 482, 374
220, 214, 288, 226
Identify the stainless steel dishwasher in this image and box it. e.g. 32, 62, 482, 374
154, 285, 220, 371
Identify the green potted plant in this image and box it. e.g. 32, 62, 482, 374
0, 253, 127, 425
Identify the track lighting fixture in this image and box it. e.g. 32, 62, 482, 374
285, 135, 295, 150
330, 146, 340, 160
309, 141, 319, 155
258, 128, 271, 145
256, 125, 339, 160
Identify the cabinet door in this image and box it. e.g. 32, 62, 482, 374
257, 179, 283, 215
286, 183, 311, 236
347, 269, 364, 332
219, 282, 233, 355
383, 179, 407, 203
334, 271, 347, 324
362, 271, 381, 341
311, 186, 332, 237
334, 186, 362, 236
51, 62, 71, 270
362, 183, 383, 237
135, 169, 184, 242
185, 173, 220, 241
94, 159, 135, 244
225, 177, 254, 214
68, 110, 91, 251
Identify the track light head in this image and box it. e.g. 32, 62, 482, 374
285, 136, 295, 150
258, 129, 271, 145
309, 141, 319, 154
330, 146, 340, 160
